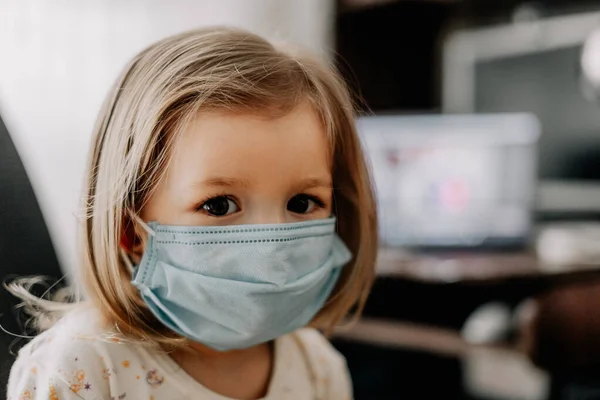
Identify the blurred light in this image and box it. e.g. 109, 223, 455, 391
581, 27, 600, 91
512, 3, 544, 24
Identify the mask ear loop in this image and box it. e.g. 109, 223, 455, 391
120, 248, 136, 275
133, 214, 156, 237
120, 215, 156, 275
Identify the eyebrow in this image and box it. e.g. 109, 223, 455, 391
195, 177, 251, 188
192, 177, 332, 190
296, 177, 333, 190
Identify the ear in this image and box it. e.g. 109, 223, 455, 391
121, 219, 146, 264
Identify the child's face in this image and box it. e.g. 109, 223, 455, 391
141, 101, 333, 226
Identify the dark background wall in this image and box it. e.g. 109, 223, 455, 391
335, 0, 600, 113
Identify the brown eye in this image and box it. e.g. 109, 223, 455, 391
201, 196, 239, 216
287, 194, 319, 214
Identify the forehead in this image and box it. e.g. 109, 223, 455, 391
166, 102, 331, 187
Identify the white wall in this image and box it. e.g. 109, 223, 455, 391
0, 0, 335, 272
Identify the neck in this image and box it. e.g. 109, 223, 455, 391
170, 341, 274, 399
191, 341, 269, 369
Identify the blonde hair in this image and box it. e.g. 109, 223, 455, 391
14, 27, 377, 347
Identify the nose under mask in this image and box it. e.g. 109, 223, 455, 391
131, 217, 352, 351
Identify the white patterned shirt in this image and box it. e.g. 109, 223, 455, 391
7, 309, 352, 400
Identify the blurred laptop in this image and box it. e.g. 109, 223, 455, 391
357, 114, 540, 249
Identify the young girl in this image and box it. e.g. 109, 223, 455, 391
7, 27, 377, 400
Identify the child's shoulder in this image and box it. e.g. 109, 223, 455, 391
291, 327, 345, 359
286, 327, 352, 398
291, 328, 347, 375
15, 305, 121, 361
289, 327, 348, 370
8, 306, 147, 399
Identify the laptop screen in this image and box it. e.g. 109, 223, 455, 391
357, 114, 540, 248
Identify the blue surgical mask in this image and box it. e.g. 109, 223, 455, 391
131, 217, 351, 351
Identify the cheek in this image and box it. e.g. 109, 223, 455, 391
139, 177, 187, 225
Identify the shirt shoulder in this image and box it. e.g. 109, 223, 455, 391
288, 328, 353, 400
6, 307, 169, 399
